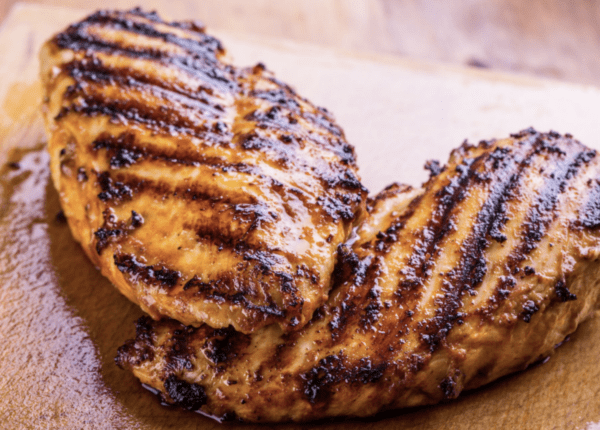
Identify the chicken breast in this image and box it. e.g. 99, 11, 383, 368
117, 129, 600, 422
39, 9, 366, 333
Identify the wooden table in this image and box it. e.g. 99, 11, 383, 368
2, 0, 600, 87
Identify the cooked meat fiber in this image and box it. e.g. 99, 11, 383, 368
40, 9, 366, 333
117, 130, 600, 422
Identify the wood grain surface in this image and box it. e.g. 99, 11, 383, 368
2, 0, 600, 87
2, 3, 600, 429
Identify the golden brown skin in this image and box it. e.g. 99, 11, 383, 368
40, 9, 366, 333
117, 130, 600, 422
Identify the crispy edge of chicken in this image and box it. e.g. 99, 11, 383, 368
117, 129, 600, 422
39, 8, 367, 334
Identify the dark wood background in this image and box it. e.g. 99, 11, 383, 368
3, 0, 600, 86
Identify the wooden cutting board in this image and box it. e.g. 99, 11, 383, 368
2, 3, 600, 429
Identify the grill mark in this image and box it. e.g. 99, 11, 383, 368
577, 178, 600, 229
451, 142, 541, 294
244, 104, 347, 152
194, 202, 280, 247
97, 171, 133, 203
94, 226, 123, 254
53, 21, 236, 91
370, 191, 426, 254
516, 145, 596, 256
90, 132, 246, 171
199, 326, 252, 368
249, 88, 345, 140
184, 269, 301, 305
92, 132, 361, 229
327, 249, 408, 345
236, 132, 364, 193
333, 190, 430, 344
94, 209, 144, 254
183, 275, 287, 318
473, 132, 596, 315
56, 92, 223, 140
81, 10, 225, 60
300, 352, 388, 406
244, 106, 300, 132
64, 58, 228, 119
394, 155, 480, 296
249, 88, 301, 112
94, 170, 256, 207
414, 133, 595, 352
362, 137, 529, 357
321, 135, 586, 391
413, 141, 542, 353
192, 219, 322, 284
234, 135, 367, 223
316, 193, 364, 222
114, 253, 181, 289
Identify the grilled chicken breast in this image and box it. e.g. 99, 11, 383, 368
117, 129, 600, 422
40, 9, 366, 333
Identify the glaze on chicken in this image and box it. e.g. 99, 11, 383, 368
117, 130, 600, 422
40, 9, 366, 334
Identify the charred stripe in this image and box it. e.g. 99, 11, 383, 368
518, 144, 596, 255
94, 170, 256, 206
114, 253, 181, 289
90, 132, 247, 171
55, 93, 222, 139
53, 30, 236, 91
63, 59, 227, 119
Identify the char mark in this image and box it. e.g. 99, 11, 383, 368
416, 132, 594, 353
244, 100, 345, 142
452, 142, 539, 295
554, 279, 577, 302
163, 374, 207, 411
395, 155, 479, 294
53, 12, 237, 91
63, 57, 228, 119
200, 326, 251, 366
328, 252, 374, 340
80, 9, 224, 58
184, 275, 287, 318
90, 132, 250, 171
518, 143, 595, 255
56, 92, 225, 140
317, 191, 364, 222
250, 88, 301, 112
94, 209, 144, 254
97, 171, 133, 202
577, 178, 600, 229
424, 160, 444, 178
238, 132, 365, 197
114, 253, 181, 289
94, 169, 256, 207
245, 106, 299, 132
471, 131, 592, 315
115, 316, 156, 368
94, 226, 123, 254
521, 300, 540, 322
301, 353, 387, 405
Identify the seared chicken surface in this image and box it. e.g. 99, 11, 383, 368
40, 9, 366, 333
117, 130, 600, 422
